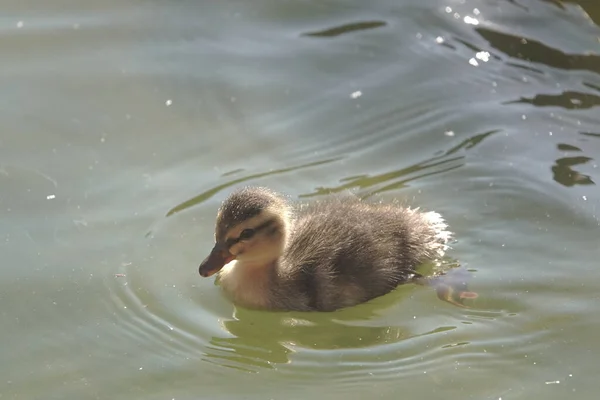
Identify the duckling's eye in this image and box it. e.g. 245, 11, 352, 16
239, 229, 256, 240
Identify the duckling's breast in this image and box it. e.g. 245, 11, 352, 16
218, 261, 273, 309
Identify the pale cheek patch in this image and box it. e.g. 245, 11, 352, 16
229, 242, 245, 256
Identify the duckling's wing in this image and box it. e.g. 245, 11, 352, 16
284, 198, 447, 310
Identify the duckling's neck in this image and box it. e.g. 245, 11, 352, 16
217, 259, 279, 309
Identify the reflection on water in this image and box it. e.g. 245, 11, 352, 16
507, 90, 600, 109
476, 27, 600, 75
164, 157, 342, 218
163, 127, 499, 211
199, 264, 486, 372
206, 298, 444, 372
202, 295, 518, 374
302, 130, 498, 198
4, 0, 600, 399
303, 21, 387, 38
581, 131, 600, 139
506, 91, 600, 110
552, 155, 595, 187
301, 155, 462, 198
547, 0, 600, 24
207, 320, 456, 372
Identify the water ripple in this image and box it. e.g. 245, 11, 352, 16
164, 157, 342, 218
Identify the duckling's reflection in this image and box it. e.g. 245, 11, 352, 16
202, 279, 462, 371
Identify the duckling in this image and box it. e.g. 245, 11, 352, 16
198, 187, 455, 312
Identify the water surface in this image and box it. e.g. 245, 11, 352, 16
2, 0, 600, 399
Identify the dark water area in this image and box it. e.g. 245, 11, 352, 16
1, 0, 599, 399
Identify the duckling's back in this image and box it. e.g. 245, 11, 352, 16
277, 196, 451, 311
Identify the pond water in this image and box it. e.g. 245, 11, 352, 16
2, 0, 600, 399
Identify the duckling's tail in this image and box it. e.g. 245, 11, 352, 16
421, 211, 453, 258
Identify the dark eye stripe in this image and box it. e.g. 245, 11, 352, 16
225, 219, 275, 249
252, 219, 275, 233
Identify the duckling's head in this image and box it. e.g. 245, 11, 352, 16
199, 187, 292, 277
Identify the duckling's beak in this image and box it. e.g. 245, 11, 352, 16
199, 243, 235, 277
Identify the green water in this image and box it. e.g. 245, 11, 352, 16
2, 0, 600, 399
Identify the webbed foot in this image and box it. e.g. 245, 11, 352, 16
413, 270, 478, 308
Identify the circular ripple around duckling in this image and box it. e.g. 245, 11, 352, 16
103, 241, 237, 374
103, 182, 542, 382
